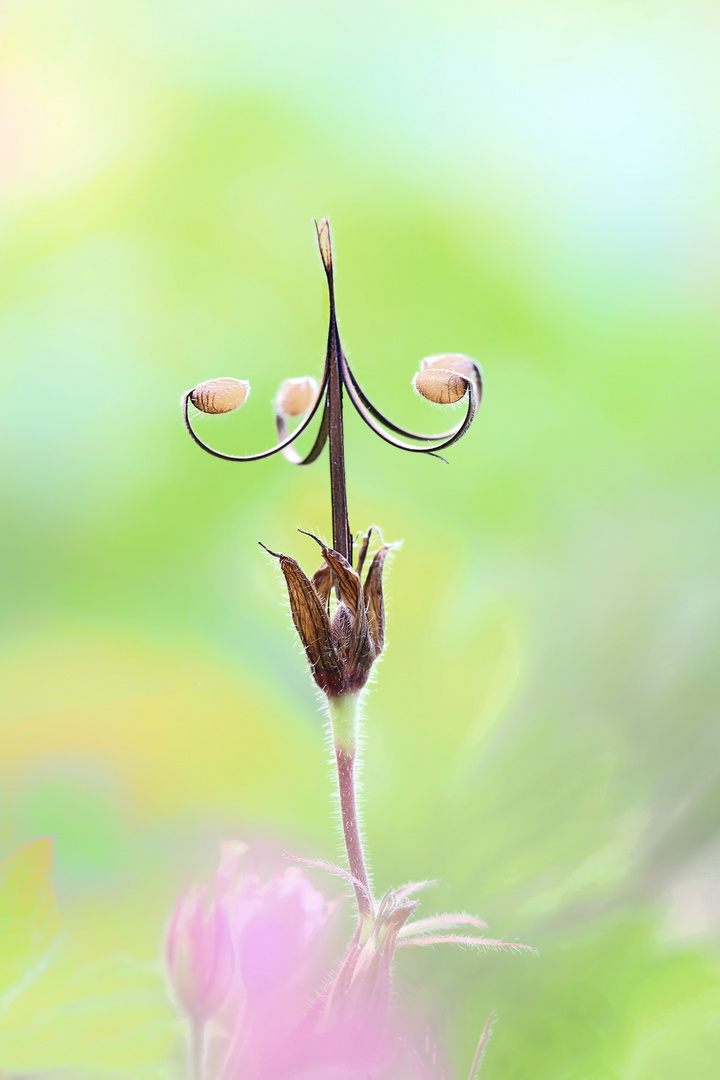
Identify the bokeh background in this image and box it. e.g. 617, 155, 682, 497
2, 0, 720, 1075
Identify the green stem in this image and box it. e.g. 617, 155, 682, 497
328, 693, 373, 923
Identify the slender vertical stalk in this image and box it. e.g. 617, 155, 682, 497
316, 218, 352, 564
327, 316, 352, 564
328, 692, 373, 924
190, 1018, 205, 1080
336, 749, 369, 907
317, 220, 370, 925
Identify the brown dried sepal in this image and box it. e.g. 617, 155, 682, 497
261, 544, 343, 696
190, 378, 250, 414
262, 528, 391, 698
363, 545, 390, 657
321, 546, 374, 675
311, 562, 333, 606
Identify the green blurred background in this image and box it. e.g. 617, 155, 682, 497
1, 0, 719, 1075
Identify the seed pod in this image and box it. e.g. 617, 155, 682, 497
420, 353, 477, 380
189, 378, 250, 414
275, 376, 318, 418
316, 217, 333, 273
412, 368, 468, 405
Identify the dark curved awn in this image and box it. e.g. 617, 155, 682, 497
182, 365, 329, 463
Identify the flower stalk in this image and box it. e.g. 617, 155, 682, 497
317, 218, 353, 566
190, 1018, 205, 1080
328, 692, 372, 924
174, 218, 537, 1079
317, 222, 369, 922
261, 529, 385, 925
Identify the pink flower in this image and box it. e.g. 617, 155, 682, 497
214, 849, 342, 1079
166, 881, 235, 1025
166, 847, 532, 1080
167, 845, 399, 1080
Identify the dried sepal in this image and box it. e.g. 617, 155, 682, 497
263, 529, 392, 698
190, 377, 250, 414
413, 368, 469, 405
321, 546, 364, 621
321, 545, 376, 674
311, 562, 333, 606
275, 376, 318, 418
355, 528, 373, 578
363, 546, 390, 658
260, 543, 343, 695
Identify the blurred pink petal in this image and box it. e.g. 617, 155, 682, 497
166, 883, 235, 1023
233, 869, 328, 1011
167, 847, 530, 1079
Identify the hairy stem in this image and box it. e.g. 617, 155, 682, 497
336, 748, 371, 918
329, 693, 373, 923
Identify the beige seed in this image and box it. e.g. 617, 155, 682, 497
189, 377, 250, 414
413, 368, 468, 405
418, 354, 481, 384
275, 376, 318, 418
420, 353, 478, 380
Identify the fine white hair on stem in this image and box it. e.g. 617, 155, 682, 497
396, 935, 538, 953
393, 879, 442, 902
467, 1012, 496, 1080
322, 695, 374, 903
397, 912, 489, 938
283, 852, 373, 906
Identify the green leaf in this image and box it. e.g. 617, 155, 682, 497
0, 950, 180, 1074
0, 838, 62, 1005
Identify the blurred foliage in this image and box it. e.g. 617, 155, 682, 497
1, 0, 720, 1076
0, 839, 61, 1003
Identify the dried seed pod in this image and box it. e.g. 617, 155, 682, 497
316, 217, 333, 273
190, 378, 250, 414
412, 368, 468, 405
275, 376, 318, 418
420, 353, 477, 380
